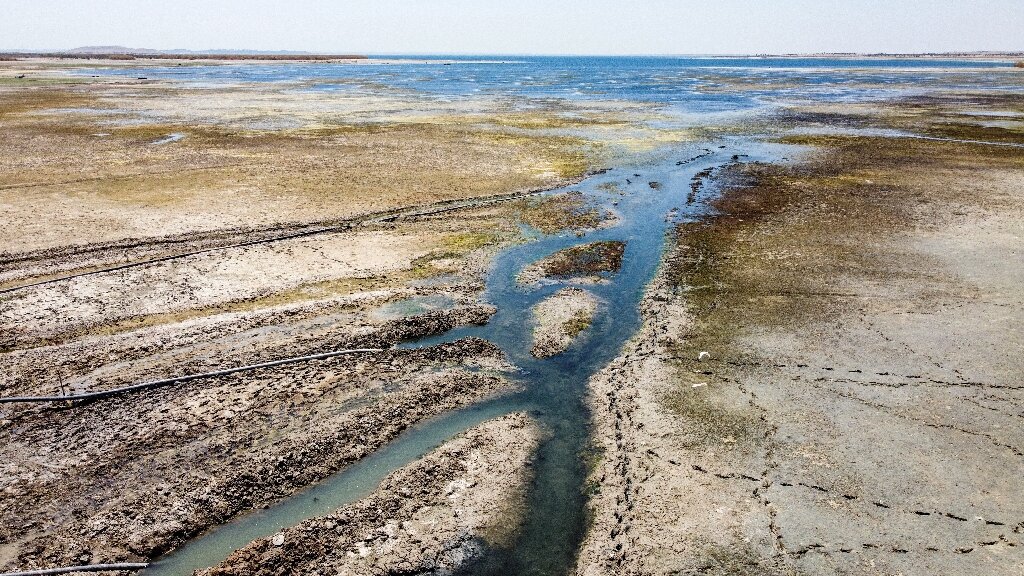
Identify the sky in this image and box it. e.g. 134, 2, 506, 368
2, 0, 1023, 55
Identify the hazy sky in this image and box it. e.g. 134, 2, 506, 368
3, 0, 1023, 55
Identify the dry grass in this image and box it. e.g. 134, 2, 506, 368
665, 96, 1024, 372
0, 82, 607, 251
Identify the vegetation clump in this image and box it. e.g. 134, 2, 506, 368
540, 240, 626, 278
562, 308, 593, 338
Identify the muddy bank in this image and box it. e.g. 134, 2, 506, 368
0, 197, 522, 399
531, 287, 598, 358
0, 298, 497, 400
201, 413, 541, 576
0, 336, 517, 572
579, 99, 1024, 575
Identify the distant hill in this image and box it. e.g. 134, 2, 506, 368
67, 46, 318, 56
3, 47, 366, 60
67, 45, 160, 54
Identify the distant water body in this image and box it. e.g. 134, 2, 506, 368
85, 55, 1023, 114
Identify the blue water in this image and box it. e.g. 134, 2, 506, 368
82, 55, 1022, 115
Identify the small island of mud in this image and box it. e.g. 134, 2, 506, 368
530, 287, 599, 358
518, 241, 626, 286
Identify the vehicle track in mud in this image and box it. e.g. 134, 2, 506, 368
0, 173, 598, 295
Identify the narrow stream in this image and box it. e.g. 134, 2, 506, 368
145, 138, 793, 575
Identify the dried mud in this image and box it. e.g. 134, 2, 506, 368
530, 288, 599, 359
579, 96, 1024, 575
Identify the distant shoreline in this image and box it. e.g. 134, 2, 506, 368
0, 51, 1020, 65
0, 52, 367, 61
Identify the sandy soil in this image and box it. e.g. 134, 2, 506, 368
203, 413, 542, 576
531, 287, 598, 358
578, 99, 1024, 575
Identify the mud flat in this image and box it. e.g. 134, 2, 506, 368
5, 57, 1024, 576
531, 287, 598, 358
200, 413, 541, 576
0, 59, 649, 575
0, 195, 521, 572
0, 61, 614, 258
579, 96, 1024, 575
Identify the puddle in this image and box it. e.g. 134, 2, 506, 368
369, 294, 460, 320
150, 133, 186, 145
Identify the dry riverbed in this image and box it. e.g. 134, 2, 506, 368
4, 57, 1024, 576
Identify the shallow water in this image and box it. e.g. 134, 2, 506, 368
143, 137, 801, 575
80, 56, 1024, 113
150, 133, 186, 145
370, 294, 461, 320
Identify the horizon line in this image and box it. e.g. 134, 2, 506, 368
3, 48, 1024, 59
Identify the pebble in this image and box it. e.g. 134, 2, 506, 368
698, 351, 711, 361
271, 533, 285, 546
